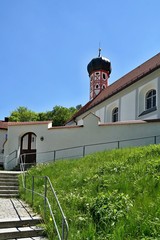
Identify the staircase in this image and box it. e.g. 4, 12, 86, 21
0, 217, 47, 240
0, 171, 48, 239
0, 172, 19, 198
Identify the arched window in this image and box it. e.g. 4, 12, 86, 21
146, 89, 156, 110
112, 107, 118, 122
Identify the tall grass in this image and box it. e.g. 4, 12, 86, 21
19, 145, 160, 239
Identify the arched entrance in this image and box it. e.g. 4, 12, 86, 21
20, 132, 36, 165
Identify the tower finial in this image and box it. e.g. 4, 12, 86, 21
98, 42, 101, 57
98, 47, 101, 57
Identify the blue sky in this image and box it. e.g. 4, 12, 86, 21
0, 0, 160, 119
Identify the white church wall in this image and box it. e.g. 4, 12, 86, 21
0, 129, 7, 165
0, 129, 6, 150
41, 118, 160, 163
138, 77, 158, 115
0, 130, 7, 150
37, 116, 160, 162
95, 107, 105, 123
4, 113, 160, 170
106, 99, 119, 122
77, 118, 83, 125
3, 122, 51, 169
74, 68, 160, 125
120, 90, 136, 120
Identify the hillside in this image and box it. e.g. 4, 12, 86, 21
20, 145, 160, 240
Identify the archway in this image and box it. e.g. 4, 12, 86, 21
20, 132, 36, 165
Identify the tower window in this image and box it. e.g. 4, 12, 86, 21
112, 107, 118, 122
146, 89, 156, 110
96, 72, 99, 75
103, 73, 106, 79
102, 85, 106, 89
96, 84, 99, 89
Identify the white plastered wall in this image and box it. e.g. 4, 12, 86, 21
0, 129, 7, 164
4, 113, 160, 170
138, 77, 158, 119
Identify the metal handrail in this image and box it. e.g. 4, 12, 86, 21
21, 134, 160, 163
5, 134, 160, 169
4, 150, 18, 170
3, 133, 160, 238
20, 155, 69, 240
6, 149, 17, 164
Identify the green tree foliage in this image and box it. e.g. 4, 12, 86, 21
9, 105, 79, 126
9, 106, 38, 122
47, 105, 77, 126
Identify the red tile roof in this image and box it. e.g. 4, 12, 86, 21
0, 121, 8, 130
69, 52, 160, 122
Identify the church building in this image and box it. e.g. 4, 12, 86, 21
67, 51, 160, 125
2, 51, 160, 170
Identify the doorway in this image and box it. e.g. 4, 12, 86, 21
20, 132, 36, 165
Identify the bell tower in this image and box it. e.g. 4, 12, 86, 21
87, 49, 111, 100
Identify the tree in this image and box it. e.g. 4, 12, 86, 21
9, 104, 80, 125
9, 107, 38, 122
49, 105, 77, 126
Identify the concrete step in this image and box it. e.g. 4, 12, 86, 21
0, 181, 18, 186
0, 217, 42, 229
0, 189, 19, 194
0, 193, 19, 198
0, 179, 18, 184
0, 186, 18, 190
0, 176, 18, 180
0, 174, 19, 178
0, 172, 19, 197
0, 226, 45, 240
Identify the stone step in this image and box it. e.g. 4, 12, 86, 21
0, 174, 19, 178
0, 179, 18, 182
0, 189, 19, 194
0, 217, 42, 229
0, 186, 18, 190
0, 180, 18, 186
0, 226, 45, 240
0, 176, 18, 179
0, 193, 19, 198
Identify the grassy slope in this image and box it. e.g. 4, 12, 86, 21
20, 145, 160, 240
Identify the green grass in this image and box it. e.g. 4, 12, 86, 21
19, 145, 160, 239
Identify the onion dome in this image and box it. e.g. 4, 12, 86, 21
87, 49, 111, 76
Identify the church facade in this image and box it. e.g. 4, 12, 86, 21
67, 52, 160, 125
